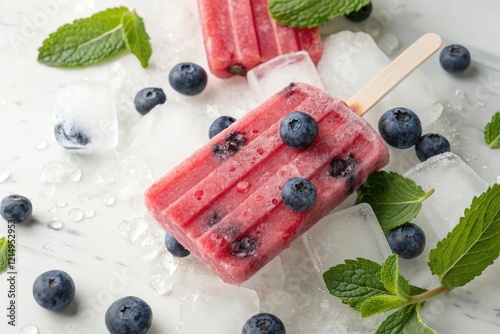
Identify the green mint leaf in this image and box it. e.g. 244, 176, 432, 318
356, 171, 434, 232
323, 258, 389, 310
484, 112, 500, 148
401, 303, 438, 334
380, 254, 410, 301
375, 305, 416, 334
121, 10, 152, 68
38, 7, 129, 67
268, 0, 371, 28
0, 237, 9, 272
409, 285, 428, 296
428, 184, 500, 289
359, 294, 407, 318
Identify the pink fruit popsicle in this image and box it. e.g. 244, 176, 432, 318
197, 0, 323, 78
145, 33, 442, 284
145, 83, 389, 284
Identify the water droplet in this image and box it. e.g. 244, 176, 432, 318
34, 140, 48, 150
42, 243, 51, 250
255, 195, 264, 202
21, 325, 39, 334
0, 169, 10, 183
84, 208, 95, 218
455, 89, 465, 98
56, 201, 67, 208
48, 206, 57, 213
237, 181, 250, 194
69, 208, 83, 222
477, 101, 485, 107
482, 165, 488, 170
102, 193, 116, 206
48, 220, 64, 230
272, 198, 278, 205
257, 148, 264, 155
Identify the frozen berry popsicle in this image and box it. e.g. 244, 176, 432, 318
145, 83, 389, 284
197, 0, 323, 78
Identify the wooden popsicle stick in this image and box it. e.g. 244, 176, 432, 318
347, 33, 442, 116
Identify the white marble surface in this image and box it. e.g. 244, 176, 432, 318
0, 0, 499, 333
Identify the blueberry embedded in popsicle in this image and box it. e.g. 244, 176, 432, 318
230, 236, 257, 258
212, 131, 246, 159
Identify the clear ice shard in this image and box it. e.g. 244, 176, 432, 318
247, 51, 324, 103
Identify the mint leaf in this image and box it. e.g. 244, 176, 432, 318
323, 258, 389, 310
429, 184, 500, 288
121, 10, 152, 68
359, 294, 407, 318
375, 305, 416, 334
356, 171, 434, 231
401, 303, 438, 334
380, 254, 410, 301
269, 0, 371, 28
484, 112, 500, 148
0, 237, 9, 272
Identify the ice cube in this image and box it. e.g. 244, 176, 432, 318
129, 101, 214, 178
148, 253, 195, 295
303, 203, 392, 280
119, 216, 165, 259
247, 51, 324, 103
178, 281, 259, 334
241, 256, 285, 299
317, 31, 442, 131
52, 82, 118, 152
400, 152, 489, 288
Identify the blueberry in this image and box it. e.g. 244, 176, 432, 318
387, 223, 426, 259
212, 131, 246, 159
209, 116, 237, 139
54, 122, 91, 150
1, 194, 32, 223
279, 111, 319, 149
346, 3, 373, 22
32, 270, 75, 311
105, 296, 153, 334
281, 177, 317, 211
134, 88, 166, 115
439, 45, 471, 73
415, 133, 451, 162
169, 62, 208, 96
378, 107, 422, 149
242, 313, 286, 334
231, 236, 257, 258
164, 233, 190, 258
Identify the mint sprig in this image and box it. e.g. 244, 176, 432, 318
325, 185, 500, 333
268, 0, 371, 28
0, 237, 10, 272
484, 112, 500, 148
356, 171, 434, 232
429, 183, 500, 288
38, 7, 151, 68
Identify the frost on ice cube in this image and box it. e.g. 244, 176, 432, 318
178, 281, 259, 334
247, 51, 324, 103
119, 216, 165, 259
52, 82, 118, 152
129, 101, 213, 178
317, 31, 442, 130
303, 203, 392, 279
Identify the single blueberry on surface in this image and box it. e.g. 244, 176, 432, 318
209, 116, 237, 139
32, 270, 75, 311
279, 111, 319, 149
164, 233, 190, 258
387, 223, 426, 259
281, 177, 317, 211
134, 87, 166, 115
242, 312, 286, 334
346, 3, 373, 22
54, 122, 91, 150
1, 194, 32, 223
415, 133, 451, 162
439, 44, 471, 73
105, 296, 153, 334
169, 62, 208, 96
378, 107, 422, 149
